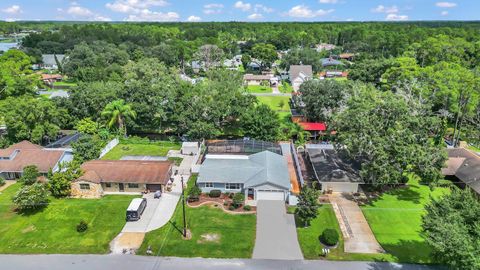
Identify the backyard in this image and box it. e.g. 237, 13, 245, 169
246, 85, 272, 93
0, 184, 136, 254
101, 140, 181, 160
138, 176, 256, 258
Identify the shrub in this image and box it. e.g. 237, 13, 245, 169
228, 193, 234, 199
188, 185, 202, 198
20, 165, 40, 185
228, 205, 236, 211
209, 189, 221, 198
0, 177, 5, 186
320, 228, 339, 246
243, 205, 251, 211
76, 220, 88, 232
223, 201, 228, 206
232, 193, 245, 208
12, 183, 49, 212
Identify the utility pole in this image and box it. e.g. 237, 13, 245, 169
181, 176, 187, 237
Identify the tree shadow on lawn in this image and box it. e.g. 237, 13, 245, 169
15, 205, 48, 217
363, 185, 423, 206
379, 239, 436, 265
168, 220, 185, 236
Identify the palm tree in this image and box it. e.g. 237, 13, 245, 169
101, 99, 136, 137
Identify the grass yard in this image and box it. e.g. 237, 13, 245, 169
53, 81, 77, 88
0, 184, 137, 254
279, 83, 293, 93
246, 85, 272, 93
256, 96, 290, 112
361, 179, 450, 263
138, 176, 256, 258
101, 141, 181, 160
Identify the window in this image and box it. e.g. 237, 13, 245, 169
226, 183, 241, 190
105, 183, 112, 188
80, 183, 90, 190
128, 183, 139, 189
205, 182, 214, 188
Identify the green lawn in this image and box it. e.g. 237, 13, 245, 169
138, 176, 256, 258
293, 179, 450, 263
0, 184, 137, 254
53, 81, 77, 87
361, 179, 450, 263
279, 83, 293, 93
256, 96, 290, 112
101, 141, 181, 160
246, 85, 272, 93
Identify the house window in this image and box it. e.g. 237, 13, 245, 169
226, 183, 241, 190
128, 183, 139, 189
205, 182, 214, 188
80, 183, 90, 190
105, 183, 112, 188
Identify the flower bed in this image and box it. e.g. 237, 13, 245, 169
188, 193, 256, 214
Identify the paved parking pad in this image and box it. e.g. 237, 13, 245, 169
252, 200, 303, 260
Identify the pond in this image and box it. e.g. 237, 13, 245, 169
0, 43, 18, 52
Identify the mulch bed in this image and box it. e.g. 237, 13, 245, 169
188, 194, 256, 213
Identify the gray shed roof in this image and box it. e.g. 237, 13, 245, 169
197, 151, 290, 190
289, 65, 313, 80
321, 58, 344, 67
42, 54, 65, 66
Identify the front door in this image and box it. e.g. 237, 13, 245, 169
119, 183, 124, 192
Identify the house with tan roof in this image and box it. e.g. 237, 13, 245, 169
0, 141, 73, 180
71, 160, 174, 198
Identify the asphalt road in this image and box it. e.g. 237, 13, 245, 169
0, 255, 445, 270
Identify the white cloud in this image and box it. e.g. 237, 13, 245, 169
66, 5, 111, 21
286, 5, 334, 18
125, 9, 179, 21
187, 15, 201, 22
319, 0, 338, 3
441, 11, 449, 16
67, 6, 94, 17
234, 1, 251, 12
385, 13, 408, 21
254, 4, 273, 13
435, 2, 457, 8
2, 5, 22, 14
371, 5, 398, 13
106, 0, 169, 13
247, 13, 263, 20
203, 3, 224, 14
4, 18, 17, 22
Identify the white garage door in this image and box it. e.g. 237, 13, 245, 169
256, 190, 285, 201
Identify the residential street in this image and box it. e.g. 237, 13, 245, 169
0, 255, 445, 270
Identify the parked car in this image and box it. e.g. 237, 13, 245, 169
154, 190, 162, 199
126, 198, 147, 221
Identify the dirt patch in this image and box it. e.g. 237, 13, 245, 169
22, 225, 36, 233
197, 233, 221, 244
110, 232, 145, 254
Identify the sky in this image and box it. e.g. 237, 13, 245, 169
0, 0, 478, 22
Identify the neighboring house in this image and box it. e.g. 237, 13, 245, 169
243, 74, 275, 86
315, 43, 336, 52
0, 141, 73, 180
71, 160, 173, 198
298, 122, 327, 140
339, 53, 355, 61
306, 144, 363, 193
197, 151, 291, 202
40, 54, 66, 70
41, 74, 63, 86
319, 71, 348, 79
442, 148, 480, 195
321, 57, 344, 68
224, 55, 242, 70
289, 65, 313, 92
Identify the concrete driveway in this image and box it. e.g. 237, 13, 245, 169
252, 200, 303, 260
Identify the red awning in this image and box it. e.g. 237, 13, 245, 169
298, 122, 327, 131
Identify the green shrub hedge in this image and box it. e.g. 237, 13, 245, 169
209, 189, 221, 198
320, 228, 339, 246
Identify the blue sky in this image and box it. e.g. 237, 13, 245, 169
0, 0, 478, 22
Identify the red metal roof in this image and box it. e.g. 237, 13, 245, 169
298, 122, 327, 131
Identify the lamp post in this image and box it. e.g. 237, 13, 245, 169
181, 176, 187, 238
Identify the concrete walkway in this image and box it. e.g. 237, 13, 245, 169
329, 193, 384, 254
253, 200, 303, 260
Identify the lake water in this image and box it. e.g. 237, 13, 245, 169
0, 43, 18, 52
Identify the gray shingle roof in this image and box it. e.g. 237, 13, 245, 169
443, 148, 480, 194
197, 151, 290, 190
42, 54, 65, 66
289, 65, 313, 80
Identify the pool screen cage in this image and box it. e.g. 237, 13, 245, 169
206, 139, 282, 155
